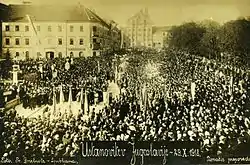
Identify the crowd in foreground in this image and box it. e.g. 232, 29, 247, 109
0, 49, 250, 162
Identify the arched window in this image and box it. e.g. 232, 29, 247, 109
79, 51, 83, 57
25, 51, 29, 60
58, 52, 62, 58
70, 52, 73, 58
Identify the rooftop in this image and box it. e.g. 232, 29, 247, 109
6, 4, 110, 28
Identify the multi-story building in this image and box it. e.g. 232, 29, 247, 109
2, 4, 122, 60
0, 3, 10, 57
152, 26, 170, 49
125, 8, 153, 48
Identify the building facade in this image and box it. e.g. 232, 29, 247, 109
152, 26, 170, 49
2, 4, 122, 60
0, 3, 10, 57
125, 8, 153, 48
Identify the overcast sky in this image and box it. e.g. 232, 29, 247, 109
1, 0, 250, 26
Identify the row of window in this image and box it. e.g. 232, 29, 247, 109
4, 38, 84, 46
5, 38, 29, 45
15, 51, 85, 58
5, 25, 84, 32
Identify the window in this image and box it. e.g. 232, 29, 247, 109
48, 26, 52, 32
5, 25, 10, 31
70, 26, 74, 32
79, 52, 83, 57
58, 26, 62, 32
70, 52, 73, 57
25, 51, 29, 60
70, 38, 74, 45
58, 38, 62, 45
80, 26, 83, 32
79, 38, 84, 45
25, 26, 29, 32
5, 38, 10, 45
15, 38, 20, 45
93, 26, 97, 32
15, 52, 20, 57
93, 38, 97, 43
37, 26, 40, 31
58, 52, 62, 58
25, 38, 29, 45
93, 51, 96, 56
15, 25, 19, 31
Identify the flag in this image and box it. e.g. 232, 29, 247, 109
139, 88, 143, 110
229, 77, 233, 95
97, 61, 100, 73
103, 91, 108, 106
142, 84, 149, 110
59, 84, 64, 104
191, 82, 196, 101
115, 65, 118, 83
52, 87, 56, 116
80, 88, 84, 113
65, 62, 70, 71
13, 71, 18, 85
68, 86, 72, 111
84, 90, 89, 115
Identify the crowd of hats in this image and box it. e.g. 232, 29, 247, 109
0, 49, 249, 162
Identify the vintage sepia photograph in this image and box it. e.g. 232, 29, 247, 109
0, 0, 250, 164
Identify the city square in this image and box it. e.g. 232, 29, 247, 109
0, 0, 250, 164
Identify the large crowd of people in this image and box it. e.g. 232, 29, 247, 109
0, 49, 249, 162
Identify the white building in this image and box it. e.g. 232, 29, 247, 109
125, 8, 153, 48
2, 4, 121, 60
152, 26, 170, 49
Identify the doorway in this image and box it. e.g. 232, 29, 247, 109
46, 51, 54, 60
